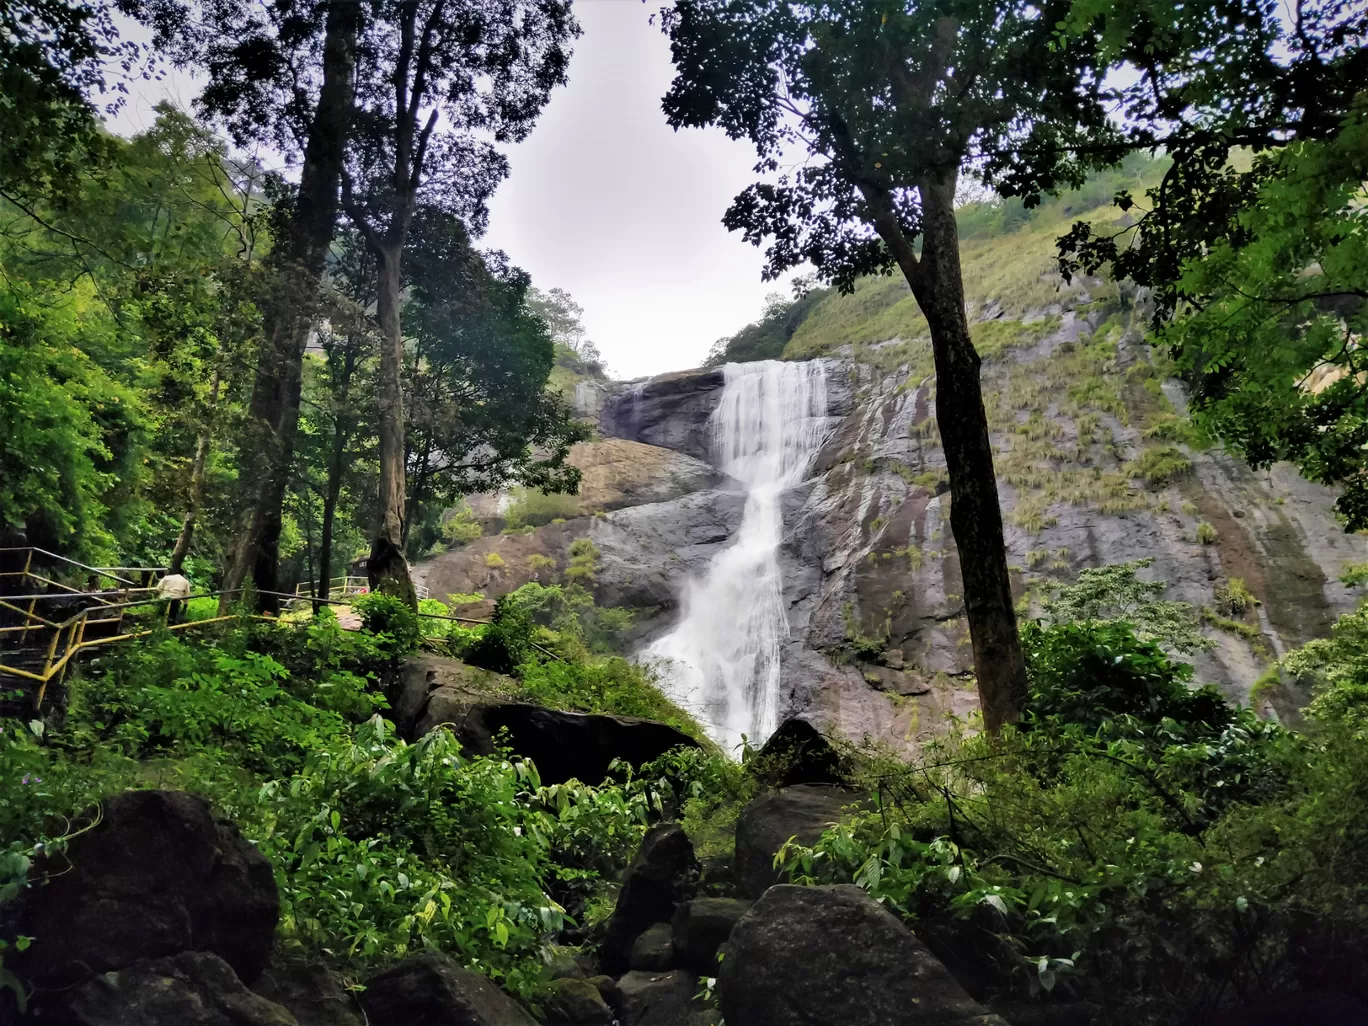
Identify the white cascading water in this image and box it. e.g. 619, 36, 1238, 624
645, 359, 831, 753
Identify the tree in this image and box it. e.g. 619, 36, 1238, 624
0, 0, 139, 207
661, 0, 1121, 731
144, 0, 365, 611
339, 0, 577, 604
402, 209, 587, 558
1054, 1, 1368, 528
527, 285, 604, 369
0, 108, 264, 566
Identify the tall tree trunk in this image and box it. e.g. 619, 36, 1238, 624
220, 0, 360, 614
868, 170, 1028, 732
367, 243, 416, 606
317, 343, 357, 609
169, 364, 222, 575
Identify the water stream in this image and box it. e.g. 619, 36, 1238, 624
644, 359, 831, 753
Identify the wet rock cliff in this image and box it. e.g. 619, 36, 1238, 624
415, 303, 1362, 752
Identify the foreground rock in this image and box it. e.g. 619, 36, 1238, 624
252, 964, 363, 1026
543, 978, 614, 1026
418, 700, 699, 785
718, 885, 1008, 1026
733, 785, 857, 899
1211, 991, 1368, 1026
601, 824, 699, 973
671, 898, 752, 975
359, 953, 537, 1026
614, 970, 706, 1026
56, 951, 297, 1026
19, 790, 278, 987
752, 718, 847, 787
392, 655, 515, 737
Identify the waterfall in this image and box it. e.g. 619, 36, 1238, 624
645, 359, 831, 753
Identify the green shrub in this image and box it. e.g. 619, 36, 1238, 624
354, 592, 420, 655
441, 501, 483, 546
461, 595, 539, 674
518, 658, 705, 741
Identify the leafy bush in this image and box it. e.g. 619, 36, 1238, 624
461, 595, 539, 674
258, 717, 565, 993
354, 592, 420, 656
779, 620, 1302, 1022
441, 501, 484, 546
518, 657, 705, 741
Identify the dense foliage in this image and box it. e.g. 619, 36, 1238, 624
0, 604, 717, 1003
780, 610, 1368, 1022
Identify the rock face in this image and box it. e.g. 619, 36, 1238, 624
671, 898, 752, 975
598, 369, 727, 463
19, 790, 278, 988
734, 785, 857, 899
416, 700, 698, 785
56, 952, 298, 1026
359, 953, 537, 1026
718, 885, 1008, 1026
601, 824, 700, 973
416, 300, 1362, 752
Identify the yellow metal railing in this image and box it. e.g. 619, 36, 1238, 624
294, 576, 430, 601
0, 583, 482, 714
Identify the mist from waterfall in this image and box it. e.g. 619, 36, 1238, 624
645, 359, 831, 754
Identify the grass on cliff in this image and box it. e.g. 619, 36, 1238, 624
782, 155, 1163, 361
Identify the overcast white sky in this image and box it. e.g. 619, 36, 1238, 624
107, 0, 797, 380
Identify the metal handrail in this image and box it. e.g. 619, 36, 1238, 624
0, 546, 167, 589
0, 585, 490, 713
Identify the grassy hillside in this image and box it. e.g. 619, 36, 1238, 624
783, 154, 1165, 361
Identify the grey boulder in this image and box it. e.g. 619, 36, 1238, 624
18, 789, 278, 987
718, 885, 1008, 1026
601, 824, 699, 973
54, 951, 297, 1026
671, 898, 751, 975
359, 953, 537, 1026
733, 785, 857, 899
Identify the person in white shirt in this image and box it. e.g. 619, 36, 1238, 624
156, 572, 192, 625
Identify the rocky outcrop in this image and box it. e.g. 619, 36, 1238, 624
560, 439, 726, 515
56, 952, 298, 1026
601, 824, 700, 973
671, 898, 752, 975
392, 654, 515, 736
412, 486, 745, 629
18, 790, 278, 988
718, 885, 1008, 1026
359, 953, 537, 1026
599, 369, 727, 463
414, 699, 698, 785
733, 785, 858, 899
